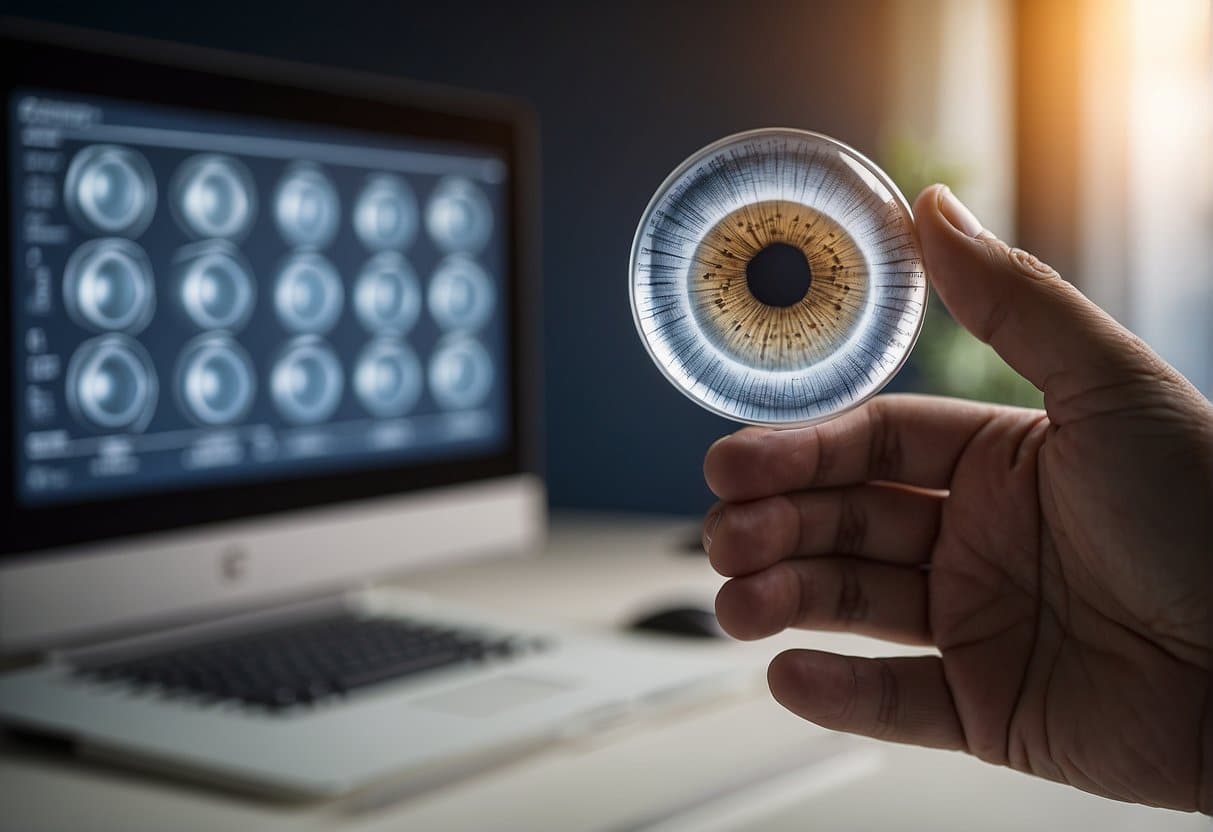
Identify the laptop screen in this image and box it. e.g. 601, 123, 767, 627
1, 32, 530, 555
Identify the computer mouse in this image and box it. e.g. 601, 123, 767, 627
627, 605, 726, 639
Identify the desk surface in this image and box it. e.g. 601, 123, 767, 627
1, 513, 1206, 832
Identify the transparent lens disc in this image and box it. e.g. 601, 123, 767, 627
629, 129, 926, 426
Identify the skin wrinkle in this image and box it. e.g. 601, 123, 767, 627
1036, 609, 1067, 783
866, 400, 904, 483
801, 425, 834, 487
1008, 247, 1059, 281
1043, 442, 1210, 666
1056, 579, 1205, 675
1057, 745, 1111, 801
934, 608, 1026, 655
776, 492, 805, 562
1011, 413, 1050, 471
780, 492, 808, 562
786, 562, 810, 633
997, 418, 1052, 773
833, 493, 868, 556
874, 658, 901, 740
1037, 537, 1206, 804
946, 410, 1001, 490
833, 559, 869, 623
1046, 372, 1178, 425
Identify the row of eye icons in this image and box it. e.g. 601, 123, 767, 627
66, 332, 493, 433
66, 145, 493, 253
64, 239, 494, 336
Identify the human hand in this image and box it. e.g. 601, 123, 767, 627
701, 184, 1213, 811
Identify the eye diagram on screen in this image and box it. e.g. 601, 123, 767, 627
10, 91, 511, 505
629, 129, 926, 426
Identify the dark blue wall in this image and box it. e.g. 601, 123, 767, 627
4, 1, 892, 516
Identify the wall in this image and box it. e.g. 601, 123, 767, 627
4, 0, 893, 515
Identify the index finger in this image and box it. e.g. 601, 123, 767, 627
703, 394, 1019, 500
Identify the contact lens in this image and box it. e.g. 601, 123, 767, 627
629, 129, 926, 426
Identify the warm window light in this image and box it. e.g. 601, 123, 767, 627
1125, 0, 1213, 394
1081, 0, 1213, 394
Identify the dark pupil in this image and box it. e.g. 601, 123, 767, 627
745, 242, 812, 308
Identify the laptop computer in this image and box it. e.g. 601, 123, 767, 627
0, 21, 740, 800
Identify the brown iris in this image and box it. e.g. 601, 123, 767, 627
688, 200, 868, 370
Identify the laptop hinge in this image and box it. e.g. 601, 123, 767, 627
52, 589, 361, 668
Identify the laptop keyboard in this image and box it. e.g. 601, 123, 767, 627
79, 614, 544, 711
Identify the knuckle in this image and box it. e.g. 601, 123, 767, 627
723, 501, 779, 562
791, 426, 831, 486
784, 562, 811, 630
873, 659, 901, 740
865, 404, 903, 482
769, 494, 803, 551
873, 417, 902, 482
831, 659, 862, 725
1008, 247, 1059, 281
715, 504, 750, 557
832, 560, 870, 624
833, 497, 868, 555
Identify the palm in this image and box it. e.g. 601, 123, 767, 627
929, 402, 1210, 806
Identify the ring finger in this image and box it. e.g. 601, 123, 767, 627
705, 484, 942, 578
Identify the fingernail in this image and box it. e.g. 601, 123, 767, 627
938, 186, 984, 238
703, 507, 723, 554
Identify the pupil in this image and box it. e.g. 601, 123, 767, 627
745, 242, 812, 307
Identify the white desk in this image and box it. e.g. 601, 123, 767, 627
1, 513, 1206, 831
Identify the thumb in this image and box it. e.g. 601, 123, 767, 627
913, 183, 1172, 422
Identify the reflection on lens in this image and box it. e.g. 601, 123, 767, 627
274, 164, 340, 248
173, 155, 257, 239
178, 245, 255, 331
427, 255, 494, 331
176, 335, 256, 425
274, 253, 343, 334
354, 253, 421, 335
271, 337, 344, 424
63, 239, 156, 333
354, 175, 418, 251
66, 334, 158, 431
425, 177, 492, 253
428, 335, 493, 410
64, 145, 157, 236
629, 128, 927, 426
354, 339, 422, 418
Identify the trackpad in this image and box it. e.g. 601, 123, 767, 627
414, 675, 573, 717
